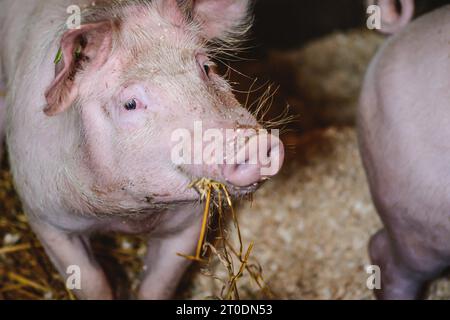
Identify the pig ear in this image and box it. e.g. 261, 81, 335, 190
190, 0, 253, 40
44, 21, 113, 116
367, 0, 414, 34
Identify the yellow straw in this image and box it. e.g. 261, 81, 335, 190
7, 272, 49, 293
0, 243, 32, 255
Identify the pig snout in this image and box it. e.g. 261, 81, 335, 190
222, 133, 285, 188
174, 127, 285, 190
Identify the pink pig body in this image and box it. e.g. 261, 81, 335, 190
358, 4, 450, 299
0, 0, 284, 299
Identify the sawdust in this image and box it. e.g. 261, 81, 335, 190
181, 128, 450, 300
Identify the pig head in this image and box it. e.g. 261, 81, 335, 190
44, 0, 283, 217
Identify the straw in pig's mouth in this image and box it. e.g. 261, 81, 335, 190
177, 178, 273, 300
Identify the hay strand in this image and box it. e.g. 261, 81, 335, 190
178, 178, 272, 300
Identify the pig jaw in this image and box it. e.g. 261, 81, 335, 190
62, 138, 200, 217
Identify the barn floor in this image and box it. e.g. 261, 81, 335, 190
1, 29, 450, 300
182, 127, 450, 300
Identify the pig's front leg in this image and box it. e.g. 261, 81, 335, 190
29, 219, 113, 300
138, 208, 201, 300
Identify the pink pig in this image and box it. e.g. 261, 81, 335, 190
0, 0, 284, 299
359, 2, 450, 299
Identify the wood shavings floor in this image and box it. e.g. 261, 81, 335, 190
182, 127, 450, 300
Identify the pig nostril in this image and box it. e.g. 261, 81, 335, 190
222, 135, 284, 188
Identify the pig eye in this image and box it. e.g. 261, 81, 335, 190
196, 54, 214, 80
200, 61, 216, 80
123, 99, 137, 111
203, 64, 211, 76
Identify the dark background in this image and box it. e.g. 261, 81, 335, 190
251, 0, 450, 53
253, 0, 365, 51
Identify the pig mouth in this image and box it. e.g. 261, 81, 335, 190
226, 181, 263, 197
173, 166, 263, 200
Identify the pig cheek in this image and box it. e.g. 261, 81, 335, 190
113, 114, 182, 195
115, 124, 163, 176
117, 151, 173, 200
113, 107, 145, 129
80, 111, 134, 187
